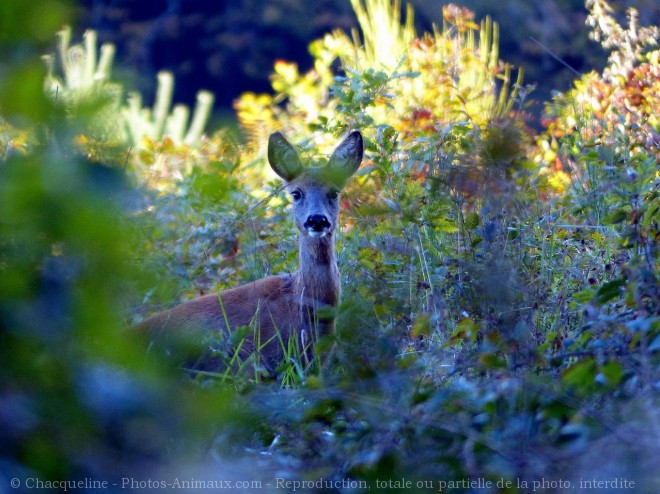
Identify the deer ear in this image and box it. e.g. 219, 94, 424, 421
326, 131, 363, 185
268, 132, 303, 181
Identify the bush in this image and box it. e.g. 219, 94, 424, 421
0, 3, 252, 486
1, 0, 658, 489
231, 0, 658, 486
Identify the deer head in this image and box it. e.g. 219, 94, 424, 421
268, 131, 363, 238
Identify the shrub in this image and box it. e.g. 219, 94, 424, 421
2, 0, 658, 489
235, 1, 523, 147
0, 7, 250, 485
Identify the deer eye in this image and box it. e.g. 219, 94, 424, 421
291, 190, 302, 201
327, 190, 339, 201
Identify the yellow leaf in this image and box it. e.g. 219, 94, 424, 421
548, 170, 571, 193
411, 313, 431, 338
138, 149, 154, 165
161, 137, 175, 153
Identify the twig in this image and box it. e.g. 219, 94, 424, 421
529, 36, 582, 77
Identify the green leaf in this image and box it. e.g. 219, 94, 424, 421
594, 278, 625, 305
597, 361, 623, 387
603, 208, 628, 224
411, 313, 431, 338
470, 236, 483, 248
433, 217, 458, 234
229, 326, 251, 346
465, 211, 480, 230
445, 318, 480, 345
642, 203, 659, 227
562, 358, 597, 392
478, 352, 506, 369
190, 163, 230, 203
573, 288, 595, 304
0, 62, 53, 122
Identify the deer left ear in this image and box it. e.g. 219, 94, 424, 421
268, 132, 303, 182
326, 131, 363, 185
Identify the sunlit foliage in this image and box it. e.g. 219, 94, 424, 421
1, 0, 658, 489
235, 0, 523, 151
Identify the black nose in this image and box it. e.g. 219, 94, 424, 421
304, 214, 331, 232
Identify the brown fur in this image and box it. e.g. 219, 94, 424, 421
136, 131, 363, 375
136, 275, 297, 372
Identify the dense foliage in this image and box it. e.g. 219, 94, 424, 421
1, 0, 658, 491
76, 0, 660, 119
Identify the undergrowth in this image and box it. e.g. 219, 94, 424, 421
1, 0, 658, 491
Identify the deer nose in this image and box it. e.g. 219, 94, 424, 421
304, 214, 331, 232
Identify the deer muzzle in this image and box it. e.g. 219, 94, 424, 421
304, 214, 332, 238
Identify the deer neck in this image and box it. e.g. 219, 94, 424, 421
294, 232, 340, 309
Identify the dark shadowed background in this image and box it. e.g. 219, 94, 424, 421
76, 0, 660, 123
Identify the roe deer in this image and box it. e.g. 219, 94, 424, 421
136, 131, 363, 375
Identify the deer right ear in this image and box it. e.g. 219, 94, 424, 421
268, 132, 303, 182
326, 130, 363, 186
